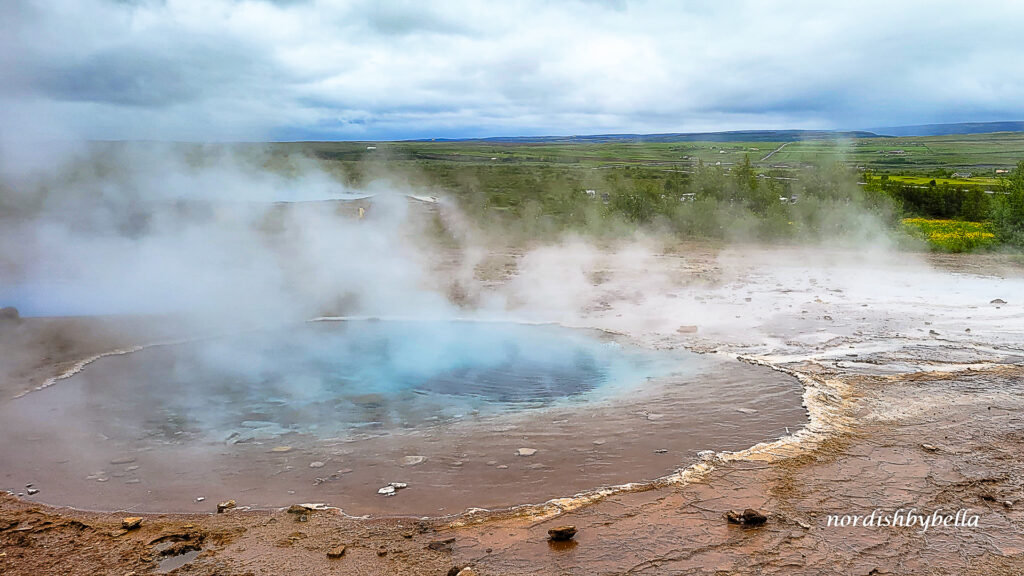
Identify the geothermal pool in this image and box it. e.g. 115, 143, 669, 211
0, 320, 807, 515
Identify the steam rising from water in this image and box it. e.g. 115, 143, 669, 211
0, 144, 452, 324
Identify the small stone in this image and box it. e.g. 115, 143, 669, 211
270, 446, 293, 453
653, 449, 668, 454
991, 298, 1007, 304
195, 497, 205, 502
309, 461, 325, 468
389, 482, 408, 489
376, 546, 388, 556
736, 407, 758, 414
697, 450, 716, 460
121, 517, 143, 530
921, 443, 939, 452
726, 508, 768, 526
547, 525, 577, 541
327, 544, 346, 558
496, 465, 509, 469
427, 537, 456, 552
516, 448, 537, 457
378, 485, 396, 496
217, 500, 236, 513
287, 504, 313, 514
26, 488, 38, 496
401, 455, 427, 466
592, 440, 605, 446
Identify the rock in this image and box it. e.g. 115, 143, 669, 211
309, 461, 325, 468
378, 485, 396, 496
217, 500, 236, 513
389, 482, 408, 489
270, 446, 293, 453
427, 537, 456, 552
456, 568, 478, 576
0, 307, 19, 321
287, 504, 313, 514
991, 298, 1007, 304
929, 329, 939, 336
401, 455, 427, 466
743, 509, 768, 525
26, 488, 38, 496
736, 407, 758, 414
516, 448, 537, 457
921, 443, 939, 452
327, 544, 346, 558
121, 517, 143, 530
496, 465, 509, 469
653, 448, 668, 454
547, 525, 577, 541
697, 450, 716, 460
195, 497, 205, 502
726, 508, 768, 526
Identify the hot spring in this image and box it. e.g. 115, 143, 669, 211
0, 319, 807, 515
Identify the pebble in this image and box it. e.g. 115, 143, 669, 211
309, 461, 325, 469
921, 443, 939, 452
26, 488, 39, 496
217, 500, 237, 513
496, 465, 509, 469
725, 508, 768, 526
327, 544, 346, 558
271, 446, 293, 453
121, 517, 143, 530
547, 525, 577, 541
196, 497, 206, 502
654, 449, 668, 454
516, 448, 537, 457
427, 537, 456, 552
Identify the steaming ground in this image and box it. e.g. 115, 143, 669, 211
2, 232, 1024, 574
2, 147, 1023, 574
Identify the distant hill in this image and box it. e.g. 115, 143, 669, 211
870, 121, 1024, 137
411, 121, 1024, 144
420, 130, 882, 144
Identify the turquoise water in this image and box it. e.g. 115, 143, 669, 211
65, 320, 688, 442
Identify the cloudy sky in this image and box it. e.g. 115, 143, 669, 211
3, 0, 1023, 141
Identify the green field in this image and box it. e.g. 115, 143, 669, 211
245, 132, 1024, 252
270, 131, 1024, 178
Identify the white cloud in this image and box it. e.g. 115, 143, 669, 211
3, 0, 1024, 141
